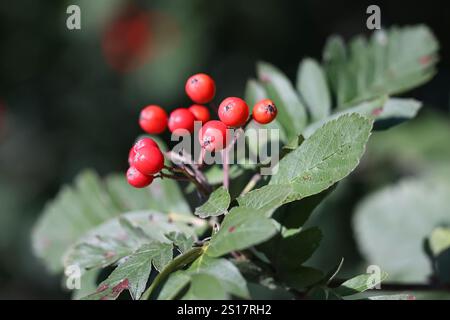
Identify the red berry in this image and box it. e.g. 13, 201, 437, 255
133, 145, 165, 175
139, 105, 168, 134
134, 137, 158, 151
218, 97, 249, 128
188, 104, 210, 123
185, 73, 216, 104
127, 166, 154, 188
168, 108, 195, 134
199, 120, 229, 151
252, 99, 277, 124
128, 147, 136, 165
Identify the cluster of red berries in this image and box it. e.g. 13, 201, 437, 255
127, 73, 277, 188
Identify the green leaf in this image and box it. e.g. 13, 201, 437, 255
194, 187, 230, 218
239, 114, 372, 213
158, 255, 249, 300
354, 176, 450, 283
271, 113, 372, 188
206, 207, 277, 257
237, 184, 293, 213
64, 211, 205, 271
183, 274, 227, 300
303, 97, 420, 137
165, 232, 195, 254
334, 271, 388, 296
245, 79, 267, 110
32, 169, 192, 273
323, 25, 438, 107
257, 62, 308, 137
187, 255, 249, 298
262, 227, 322, 270
297, 58, 331, 122
94, 242, 172, 300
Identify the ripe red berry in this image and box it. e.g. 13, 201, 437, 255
139, 105, 168, 134
127, 166, 154, 188
252, 99, 277, 124
218, 97, 249, 128
133, 145, 165, 175
199, 120, 229, 151
185, 73, 216, 104
134, 137, 158, 151
188, 104, 210, 123
128, 147, 136, 165
168, 108, 195, 134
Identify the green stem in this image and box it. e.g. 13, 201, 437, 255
140, 246, 206, 300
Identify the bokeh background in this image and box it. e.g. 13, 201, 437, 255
0, 0, 449, 299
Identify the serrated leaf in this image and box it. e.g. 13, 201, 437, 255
165, 232, 195, 254
206, 207, 277, 257
32, 169, 193, 273
194, 187, 230, 218
297, 58, 331, 122
237, 184, 293, 213
94, 242, 172, 300
239, 114, 372, 212
354, 177, 450, 283
323, 25, 438, 107
257, 62, 308, 137
64, 211, 205, 271
303, 97, 420, 137
334, 271, 388, 296
272, 114, 372, 188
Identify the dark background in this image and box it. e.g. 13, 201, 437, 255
0, 0, 449, 299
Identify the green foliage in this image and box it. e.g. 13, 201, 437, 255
354, 176, 450, 283
31, 25, 440, 300
194, 187, 230, 218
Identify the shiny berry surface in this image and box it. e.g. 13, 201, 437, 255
188, 104, 210, 123
252, 99, 277, 124
185, 73, 216, 104
198, 120, 229, 151
127, 166, 154, 188
168, 108, 196, 134
133, 145, 164, 175
139, 105, 168, 134
218, 97, 249, 128
134, 137, 158, 151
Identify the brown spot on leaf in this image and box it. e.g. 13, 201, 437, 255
371, 107, 383, 116
228, 226, 236, 233
104, 251, 115, 259
112, 279, 129, 294
97, 283, 109, 293
419, 55, 432, 65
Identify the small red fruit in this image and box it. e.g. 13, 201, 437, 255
185, 73, 216, 104
134, 137, 158, 151
133, 145, 165, 175
252, 99, 277, 124
127, 166, 154, 188
139, 105, 168, 134
218, 97, 249, 128
128, 147, 136, 165
168, 108, 195, 134
199, 120, 229, 151
188, 104, 210, 123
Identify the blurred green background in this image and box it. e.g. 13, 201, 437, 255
0, 0, 449, 299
